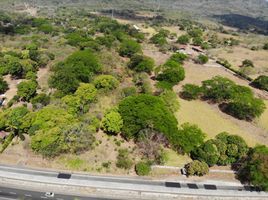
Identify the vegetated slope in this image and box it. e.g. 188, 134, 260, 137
3, 0, 268, 19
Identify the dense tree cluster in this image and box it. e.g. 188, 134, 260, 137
182, 76, 266, 120
191, 132, 248, 166
49, 50, 101, 94
238, 145, 268, 191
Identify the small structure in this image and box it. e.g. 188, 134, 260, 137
133, 25, 140, 31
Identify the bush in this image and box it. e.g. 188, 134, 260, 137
169, 53, 188, 64
185, 160, 209, 176
128, 54, 155, 73
118, 94, 179, 148
0, 76, 8, 93
121, 87, 137, 98
75, 83, 97, 105
177, 34, 190, 44
181, 84, 203, 100
93, 75, 119, 91
119, 39, 141, 57
116, 149, 133, 170
135, 161, 151, 176
252, 75, 268, 91
242, 59, 254, 68
196, 54, 208, 64
17, 80, 37, 102
237, 145, 268, 191
101, 110, 123, 134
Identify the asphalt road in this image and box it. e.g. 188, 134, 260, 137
0, 186, 115, 200
0, 164, 267, 199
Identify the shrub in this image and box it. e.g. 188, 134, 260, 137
74, 83, 97, 105
192, 37, 203, 46
0, 76, 8, 93
101, 110, 123, 134
135, 162, 151, 176
119, 39, 141, 57
177, 34, 190, 44
264, 43, 268, 50
196, 54, 209, 64
252, 75, 268, 91
150, 29, 169, 46
181, 84, 203, 100
93, 75, 119, 91
241, 59, 254, 68
185, 160, 209, 176
116, 149, 133, 170
17, 80, 37, 102
128, 54, 155, 73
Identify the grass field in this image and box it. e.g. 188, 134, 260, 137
176, 98, 262, 146
164, 148, 191, 167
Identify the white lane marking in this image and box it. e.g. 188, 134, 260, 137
40, 196, 47, 199
25, 194, 32, 197
9, 192, 16, 195
56, 198, 64, 200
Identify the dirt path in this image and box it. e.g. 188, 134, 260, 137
3, 75, 24, 105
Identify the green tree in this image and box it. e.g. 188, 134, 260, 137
178, 123, 206, 154
119, 39, 141, 57
17, 80, 37, 102
75, 83, 97, 105
31, 93, 50, 109
135, 161, 151, 176
49, 50, 101, 94
160, 90, 180, 113
185, 160, 209, 176
181, 84, 203, 100
0, 76, 8, 93
128, 54, 155, 73
101, 110, 123, 134
191, 139, 220, 166
252, 75, 268, 91
225, 96, 266, 120
237, 145, 268, 191
202, 76, 236, 103
118, 94, 179, 148
169, 53, 188, 64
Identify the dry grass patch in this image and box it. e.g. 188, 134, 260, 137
176, 98, 261, 146
164, 148, 191, 167
257, 100, 268, 131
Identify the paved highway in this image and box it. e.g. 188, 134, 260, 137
0, 164, 267, 199
0, 186, 114, 200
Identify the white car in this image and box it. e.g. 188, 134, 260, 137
45, 192, 55, 198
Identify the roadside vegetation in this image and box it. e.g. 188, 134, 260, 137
0, 5, 267, 191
